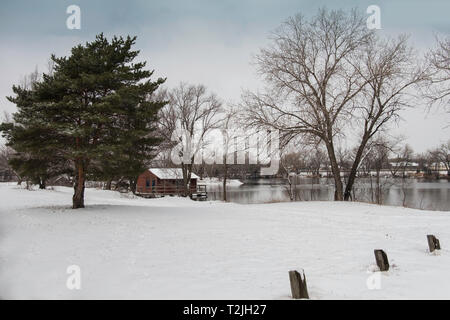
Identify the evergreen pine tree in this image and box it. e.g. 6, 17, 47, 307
1, 34, 166, 208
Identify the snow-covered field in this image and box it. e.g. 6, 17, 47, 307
0, 182, 449, 299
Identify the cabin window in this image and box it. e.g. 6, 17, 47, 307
146, 179, 150, 188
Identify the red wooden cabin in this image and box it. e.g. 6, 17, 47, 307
136, 168, 200, 196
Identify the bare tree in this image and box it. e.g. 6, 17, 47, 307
281, 151, 304, 175
389, 143, 413, 177
220, 107, 241, 201
396, 144, 414, 206
280, 144, 304, 201
0, 145, 17, 182
242, 8, 372, 200
153, 87, 176, 159
47, 58, 55, 77
427, 35, 450, 116
0, 112, 21, 183
20, 66, 40, 90
242, 8, 426, 201
159, 83, 222, 195
343, 35, 427, 200
280, 159, 299, 201
307, 147, 327, 177
428, 140, 450, 176
361, 136, 395, 205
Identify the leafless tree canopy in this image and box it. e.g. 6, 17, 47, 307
427, 35, 450, 114
158, 82, 222, 194
241, 8, 426, 200
342, 35, 427, 199
428, 140, 450, 172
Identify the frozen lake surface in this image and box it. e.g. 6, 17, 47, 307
207, 178, 450, 211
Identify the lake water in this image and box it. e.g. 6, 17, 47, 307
206, 178, 450, 211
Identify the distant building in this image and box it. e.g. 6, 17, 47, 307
388, 161, 419, 169
136, 168, 200, 196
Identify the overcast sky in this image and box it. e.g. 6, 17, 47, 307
0, 0, 449, 152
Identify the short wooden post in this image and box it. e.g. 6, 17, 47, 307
427, 235, 441, 252
289, 269, 309, 299
374, 249, 389, 271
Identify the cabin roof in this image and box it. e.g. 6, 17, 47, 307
148, 168, 199, 180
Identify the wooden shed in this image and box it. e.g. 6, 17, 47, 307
136, 168, 201, 196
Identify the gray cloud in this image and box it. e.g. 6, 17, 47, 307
0, 0, 449, 151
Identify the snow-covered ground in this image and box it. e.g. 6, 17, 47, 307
0, 182, 449, 299
198, 177, 244, 186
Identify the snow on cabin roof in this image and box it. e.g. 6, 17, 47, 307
148, 168, 199, 180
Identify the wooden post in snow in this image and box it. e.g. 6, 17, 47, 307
374, 249, 389, 271
289, 269, 309, 299
427, 235, 441, 252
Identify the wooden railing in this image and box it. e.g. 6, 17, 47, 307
137, 184, 201, 195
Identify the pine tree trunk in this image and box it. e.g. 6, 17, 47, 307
39, 178, 46, 189
105, 179, 112, 190
73, 159, 85, 209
